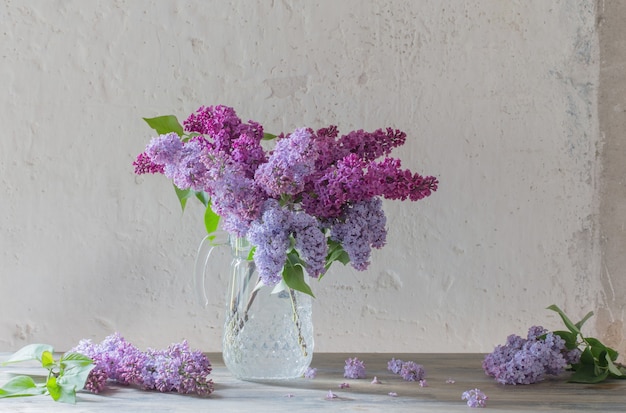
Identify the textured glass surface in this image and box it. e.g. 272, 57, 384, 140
220, 237, 314, 380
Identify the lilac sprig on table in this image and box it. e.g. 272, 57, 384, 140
72, 333, 214, 396
482, 326, 578, 385
462, 388, 488, 408
387, 358, 426, 382
484, 305, 626, 384
343, 357, 367, 379
134, 105, 438, 296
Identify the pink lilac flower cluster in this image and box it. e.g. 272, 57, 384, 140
134, 105, 438, 287
482, 326, 582, 385
462, 388, 488, 408
343, 357, 367, 379
387, 358, 426, 382
71, 333, 214, 396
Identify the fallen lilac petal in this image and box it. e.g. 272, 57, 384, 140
419, 379, 428, 387
326, 390, 338, 400
284, 393, 295, 398
371, 376, 382, 384
338, 382, 350, 389
388, 392, 398, 397
304, 367, 317, 379
446, 378, 456, 384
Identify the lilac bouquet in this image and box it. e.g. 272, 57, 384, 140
134, 105, 437, 295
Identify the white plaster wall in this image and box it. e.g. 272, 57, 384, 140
0, 0, 607, 353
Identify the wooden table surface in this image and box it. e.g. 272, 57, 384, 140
1, 352, 625, 412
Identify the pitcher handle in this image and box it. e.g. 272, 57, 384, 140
193, 230, 229, 308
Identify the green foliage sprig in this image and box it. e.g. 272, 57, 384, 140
0, 344, 94, 404
547, 304, 626, 383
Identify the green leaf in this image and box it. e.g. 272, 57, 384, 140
143, 115, 184, 136
263, 132, 277, 140
247, 246, 256, 261
579, 347, 595, 365
546, 304, 581, 335
173, 185, 193, 211
204, 205, 220, 236
606, 355, 624, 377
585, 337, 619, 361
2, 344, 54, 365
57, 364, 94, 395
40, 350, 55, 369
552, 330, 578, 350
283, 252, 315, 297
325, 240, 350, 267
0, 376, 46, 398
195, 191, 210, 208
568, 363, 609, 383
60, 352, 94, 369
46, 376, 62, 401
575, 311, 594, 330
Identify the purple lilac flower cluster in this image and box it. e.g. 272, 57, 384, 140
482, 326, 581, 385
134, 105, 437, 288
387, 358, 426, 382
344, 357, 367, 379
71, 333, 213, 396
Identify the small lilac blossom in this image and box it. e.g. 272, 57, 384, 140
291, 211, 328, 278
145, 133, 183, 166
330, 198, 387, 271
255, 128, 319, 196
325, 390, 338, 400
338, 382, 350, 389
304, 367, 317, 379
388, 392, 398, 397
419, 379, 428, 387
399, 361, 425, 382
133, 152, 164, 175
248, 200, 293, 286
462, 388, 488, 408
446, 378, 456, 384
82, 365, 108, 394
371, 376, 381, 384
343, 357, 366, 379
387, 358, 404, 374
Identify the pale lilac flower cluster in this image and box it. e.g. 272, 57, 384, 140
304, 367, 317, 379
135, 105, 438, 287
330, 198, 387, 270
387, 358, 426, 382
482, 326, 581, 385
71, 333, 213, 396
343, 357, 366, 379
462, 388, 488, 408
